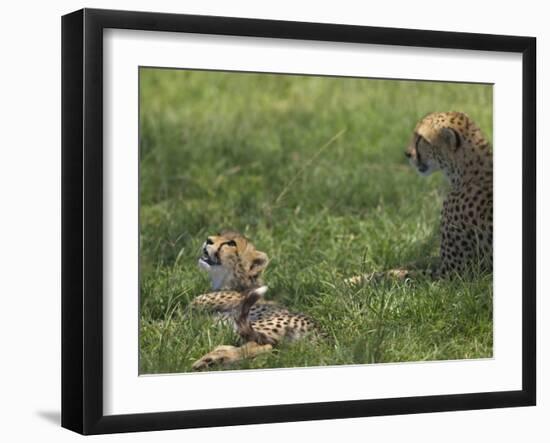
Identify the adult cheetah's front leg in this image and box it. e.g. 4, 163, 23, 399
344, 269, 411, 285
345, 260, 439, 285
191, 342, 273, 370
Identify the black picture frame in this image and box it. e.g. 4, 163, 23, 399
61, 8, 536, 435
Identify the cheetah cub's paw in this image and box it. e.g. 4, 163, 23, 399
192, 343, 272, 371
192, 345, 242, 371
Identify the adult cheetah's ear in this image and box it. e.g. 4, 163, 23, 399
441, 127, 462, 151
250, 251, 269, 274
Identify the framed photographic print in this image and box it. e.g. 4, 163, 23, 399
61, 8, 536, 435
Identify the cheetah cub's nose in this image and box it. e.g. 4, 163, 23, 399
404, 151, 412, 158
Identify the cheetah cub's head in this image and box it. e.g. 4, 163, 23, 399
405, 111, 472, 177
198, 231, 269, 291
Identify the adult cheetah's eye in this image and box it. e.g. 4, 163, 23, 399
225, 240, 237, 247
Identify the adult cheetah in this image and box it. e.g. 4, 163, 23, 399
406, 111, 493, 276
349, 111, 493, 282
190, 231, 318, 370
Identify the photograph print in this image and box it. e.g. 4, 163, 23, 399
138, 67, 493, 374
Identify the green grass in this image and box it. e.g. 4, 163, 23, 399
139, 68, 493, 374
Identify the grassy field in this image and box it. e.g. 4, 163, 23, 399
139, 68, 493, 374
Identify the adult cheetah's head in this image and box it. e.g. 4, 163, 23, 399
405, 112, 468, 177
198, 230, 269, 290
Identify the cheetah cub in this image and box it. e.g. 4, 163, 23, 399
190, 231, 318, 370
348, 111, 492, 283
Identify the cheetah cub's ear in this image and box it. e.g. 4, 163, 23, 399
441, 127, 462, 151
250, 251, 269, 274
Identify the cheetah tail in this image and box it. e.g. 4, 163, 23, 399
236, 286, 277, 346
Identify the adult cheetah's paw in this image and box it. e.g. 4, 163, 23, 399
344, 275, 366, 286
344, 269, 412, 286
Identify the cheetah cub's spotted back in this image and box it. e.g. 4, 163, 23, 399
405, 111, 493, 276
190, 231, 318, 370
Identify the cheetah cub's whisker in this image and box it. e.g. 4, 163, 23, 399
190, 231, 319, 371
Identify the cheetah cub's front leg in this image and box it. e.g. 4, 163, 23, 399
192, 342, 273, 371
